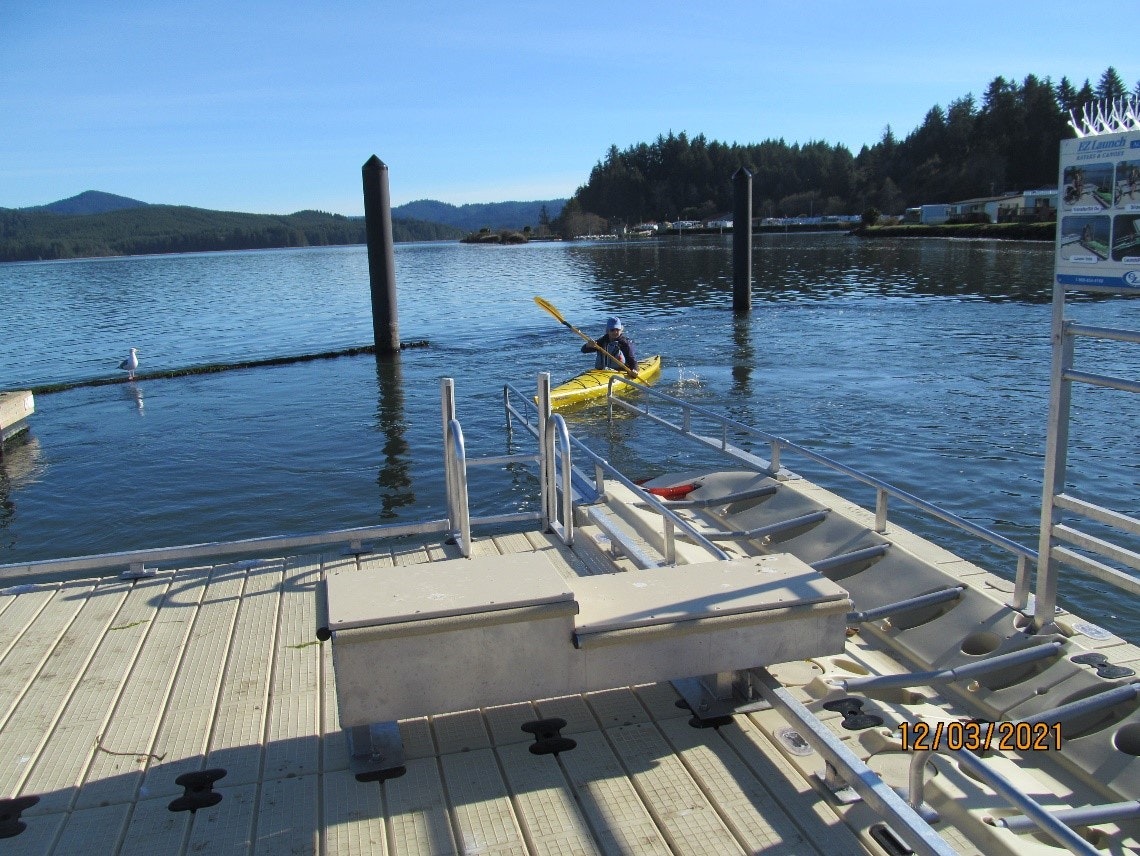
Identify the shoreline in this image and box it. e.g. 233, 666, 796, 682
851, 221, 1055, 241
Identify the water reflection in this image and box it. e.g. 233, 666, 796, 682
0, 435, 45, 547
374, 355, 414, 519
731, 315, 753, 395
569, 234, 1057, 310
123, 381, 145, 414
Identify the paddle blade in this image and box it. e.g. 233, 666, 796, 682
533, 295, 566, 324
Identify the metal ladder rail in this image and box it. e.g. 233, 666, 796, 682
441, 378, 472, 558
1035, 320, 1140, 628
504, 376, 728, 564
544, 413, 574, 546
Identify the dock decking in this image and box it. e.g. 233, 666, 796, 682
1, 531, 868, 856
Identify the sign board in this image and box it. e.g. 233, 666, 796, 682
1056, 129, 1140, 290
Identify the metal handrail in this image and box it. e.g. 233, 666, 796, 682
1035, 317, 1140, 628
562, 432, 729, 563
908, 747, 1097, 855
748, 667, 958, 856
0, 518, 455, 584
443, 416, 471, 558
603, 374, 1038, 568
502, 381, 728, 563
545, 414, 574, 546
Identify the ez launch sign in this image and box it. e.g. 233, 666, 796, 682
1056, 130, 1140, 290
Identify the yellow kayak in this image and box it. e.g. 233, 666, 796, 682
548, 354, 662, 408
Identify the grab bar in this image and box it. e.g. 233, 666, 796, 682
545, 414, 574, 546
908, 748, 1097, 854
846, 586, 965, 626
837, 640, 1063, 692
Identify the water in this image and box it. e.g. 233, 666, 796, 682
1, 235, 1138, 639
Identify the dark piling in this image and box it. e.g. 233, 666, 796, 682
732, 167, 753, 313
362, 156, 401, 355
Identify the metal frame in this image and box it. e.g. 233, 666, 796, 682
601, 374, 1038, 593
503, 379, 729, 565
1033, 294, 1140, 629
1, 379, 541, 583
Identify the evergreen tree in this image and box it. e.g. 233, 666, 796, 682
1095, 66, 1127, 100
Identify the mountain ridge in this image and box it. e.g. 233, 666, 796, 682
392, 198, 566, 231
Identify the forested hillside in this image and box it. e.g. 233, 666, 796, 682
560, 67, 1137, 230
0, 206, 463, 262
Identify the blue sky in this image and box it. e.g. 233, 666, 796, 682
3, 1, 1137, 215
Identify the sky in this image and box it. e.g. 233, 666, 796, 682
3, 1, 1138, 215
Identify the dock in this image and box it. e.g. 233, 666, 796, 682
0, 390, 34, 451
1, 532, 869, 855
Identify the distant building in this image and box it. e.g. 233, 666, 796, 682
996, 189, 1057, 223
919, 204, 950, 225
945, 189, 1058, 224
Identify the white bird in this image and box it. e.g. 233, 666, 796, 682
119, 347, 139, 380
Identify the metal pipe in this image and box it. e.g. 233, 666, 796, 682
1022, 683, 1140, 726
840, 640, 1062, 692
705, 510, 828, 541
810, 543, 890, 573
909, 748, 1097, 854
750, 668, 957, 856
998, 800, 1140, 833
845, 586, 965, 626
446, 417, 470, 557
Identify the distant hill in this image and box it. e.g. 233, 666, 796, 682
0, 203, 464, 262
393, 199, 566, 232
26, 190, 150, 215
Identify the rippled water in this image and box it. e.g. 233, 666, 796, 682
1, 235, 1137, 638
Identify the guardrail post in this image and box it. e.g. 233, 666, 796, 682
536, 374, 553, 531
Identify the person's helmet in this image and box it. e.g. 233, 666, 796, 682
606, 316, 623, 331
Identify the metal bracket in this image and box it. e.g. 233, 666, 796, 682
121, 561, 156, 579
817, 760, 861, 804
347, 721, 406, 782
343, 539, 374, 556
672, 672, 771, 723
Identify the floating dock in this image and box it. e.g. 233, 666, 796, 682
0, 390, 34, 451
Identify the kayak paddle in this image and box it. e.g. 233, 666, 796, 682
533, 296, 637, 376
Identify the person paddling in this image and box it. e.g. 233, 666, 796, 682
582, 316, 638, 374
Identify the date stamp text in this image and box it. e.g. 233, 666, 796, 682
899, 720, 1061, 752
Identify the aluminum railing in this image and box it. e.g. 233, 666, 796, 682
0, 378, 539, 583
503, 376, 729, 564
908, 746, 1098, 855
602, 373, 1038, 597
1036, 316, 1140, 628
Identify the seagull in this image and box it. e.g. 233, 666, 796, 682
119, 347, 139, 380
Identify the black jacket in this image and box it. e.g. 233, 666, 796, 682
582, 333, 637, 371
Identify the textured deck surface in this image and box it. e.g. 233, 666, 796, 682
0, 532, 866, 856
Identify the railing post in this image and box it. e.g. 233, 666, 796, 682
875, 488, 888, 533
1035, 316, 1074, 631
536, 373, 553, 531
441, 378, 456, 529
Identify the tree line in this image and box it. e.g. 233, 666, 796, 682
554, 67, 1137, 234
0, 206, 463, 262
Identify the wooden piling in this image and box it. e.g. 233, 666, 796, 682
732, 167, 753, 313
362, 156, 401, 355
